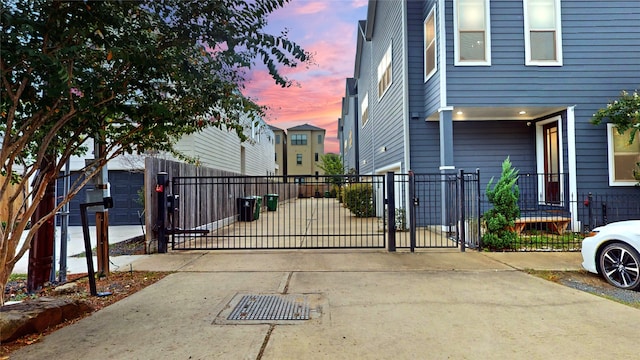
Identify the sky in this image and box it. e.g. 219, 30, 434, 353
243, 0, 369, 154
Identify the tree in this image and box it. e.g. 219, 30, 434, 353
591, 90, 640, 183
318, 153, 344, 196
482, 157, 520, 250
0, 0, 309, 303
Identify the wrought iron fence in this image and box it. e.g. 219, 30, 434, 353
479, 190, 640, 252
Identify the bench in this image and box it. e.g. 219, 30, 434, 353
513, 216, 570, 235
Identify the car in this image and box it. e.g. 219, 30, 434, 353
582, 220, 640, 290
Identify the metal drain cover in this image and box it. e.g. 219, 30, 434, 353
228, 294, 310, 321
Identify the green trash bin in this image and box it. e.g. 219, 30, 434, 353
253, 196, 262, 220
265, 194, 279, 211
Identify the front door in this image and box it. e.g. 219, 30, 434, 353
543, 122, 560, 204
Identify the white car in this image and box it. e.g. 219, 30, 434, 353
582, 220, 640, 290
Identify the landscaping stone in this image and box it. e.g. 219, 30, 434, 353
0, 297, 92, 342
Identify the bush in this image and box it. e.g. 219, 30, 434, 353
482, 157, 520, 250
343, 183, 375, 217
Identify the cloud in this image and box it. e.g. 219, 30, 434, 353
244, 2, 366, 153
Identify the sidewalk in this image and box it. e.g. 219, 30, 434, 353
12, 225, 148, 275
10, 250, 640, 359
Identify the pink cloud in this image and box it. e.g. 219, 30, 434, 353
244, 2, 366, 154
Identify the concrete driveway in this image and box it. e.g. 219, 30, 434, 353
10, 250, 639, 359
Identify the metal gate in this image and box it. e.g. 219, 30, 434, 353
167, 174, 386, 250
155, 171, 480, 251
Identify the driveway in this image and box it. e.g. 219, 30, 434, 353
10, 251, 639, 359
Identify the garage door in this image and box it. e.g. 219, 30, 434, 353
56, 170, 144, 226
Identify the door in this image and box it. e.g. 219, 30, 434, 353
543, 122, 560, 204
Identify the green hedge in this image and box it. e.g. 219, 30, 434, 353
343, 183, 375, 217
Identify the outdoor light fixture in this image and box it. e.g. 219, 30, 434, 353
519, 110, 527, 115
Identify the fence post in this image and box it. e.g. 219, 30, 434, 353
156, 172, 168, 253
408, 170, 416, 252
386, 172, 396, 252
458, 169, 466, 252
587, 192, 593, 230
476, 168, 482, 251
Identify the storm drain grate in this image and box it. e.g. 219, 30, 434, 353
228, 294, 310, 321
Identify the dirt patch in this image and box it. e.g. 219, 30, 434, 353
527, 269, 640, 308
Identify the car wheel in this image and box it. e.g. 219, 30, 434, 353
599, 242, 640, 290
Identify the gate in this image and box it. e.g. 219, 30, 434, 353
167, 174, 386, 250
390, 170, 481, 251
155, 171, 480, 251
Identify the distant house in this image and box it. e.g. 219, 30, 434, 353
286, 124, 326, 182
60, 114, 277, 225
270, 125, 287, 176
340, 0, 640, 227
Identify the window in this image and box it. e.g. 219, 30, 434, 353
274, 152, 277, 161
315, 153, 319, 162
296, 154, 303, 165
291, 134, 307, 145
361, 93, 369, 126
275, 134, 280, 144
424, 7, 437, 80
607, 124, 640, 186
348, 130, 353, 149
454, 0, 491, 65
377, 44, 392, 98
524, 0, 563, 66
344, 139, 347, 151
318, 134, 322, 143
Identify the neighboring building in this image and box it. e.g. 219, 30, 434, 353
341, 0, 640, 227
270, 125, 287, 176
61, 114, 277, 225
286, 124, 326, 181
339, 78, 360, 173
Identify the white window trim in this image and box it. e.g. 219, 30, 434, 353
523, 0, 563, 66
424, 6, 438, 81
361, 93, 369, 127
607, 123, 640, 186
377, 43, 393, 100
453, 0, 492, 66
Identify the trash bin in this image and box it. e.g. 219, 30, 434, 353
265, 194, 279, 211
324, 191, 330, 198
253, 196, 262, 220
237, 197, 256, 221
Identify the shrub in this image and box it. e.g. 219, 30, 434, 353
343, 183, 375, 217
482, 157, 520, 250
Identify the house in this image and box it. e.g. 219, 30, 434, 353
285, 124, 326, 182
338, 78, 360, 174
60, 114, 277, 225
270, 125, 287, 176
341, 0, 640, 229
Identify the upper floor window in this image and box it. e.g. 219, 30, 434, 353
361, 93, 369, 126
275, 134, 280, 144
377, 43, 392, 98
454, 0, 491, 65
607, 124, 640, 186
424, 6, 437, 80
315, 153, 319, 162
296, 153, 303, 165
317, 134, 322, 144
291, 134, 307, 145
524, 0, 563, 66
348, 129, 353, 149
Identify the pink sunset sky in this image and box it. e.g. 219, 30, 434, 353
243, 0, 368, 154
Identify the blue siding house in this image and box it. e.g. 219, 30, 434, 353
340, 0, 640, 230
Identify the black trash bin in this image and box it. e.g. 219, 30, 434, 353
237, 197, 256, 221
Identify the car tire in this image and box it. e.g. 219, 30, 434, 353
599, 242, 640, 290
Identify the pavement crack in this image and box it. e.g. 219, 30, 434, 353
256, 325, 276, 360
279, 271, 293, 294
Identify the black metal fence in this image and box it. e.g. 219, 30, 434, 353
169, 175, 386, 250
